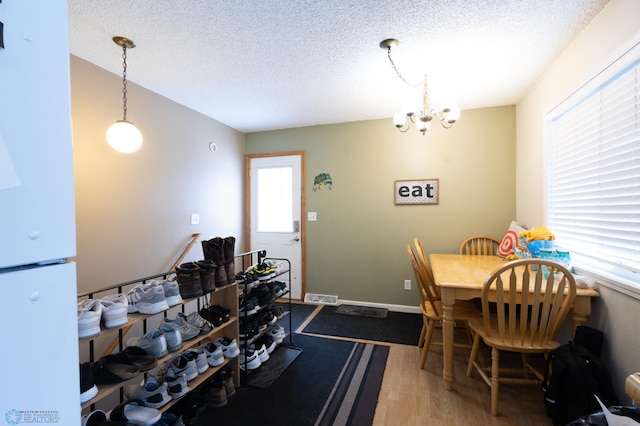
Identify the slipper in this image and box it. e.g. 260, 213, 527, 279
114, 346, 158, 372
92, 355, 140, 385
109, 401, 161, 426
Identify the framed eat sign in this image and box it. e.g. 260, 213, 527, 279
394, 179, 439, 205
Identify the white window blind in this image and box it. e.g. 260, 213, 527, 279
546, 36, 640, 286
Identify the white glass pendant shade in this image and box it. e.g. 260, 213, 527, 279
445, 107, 460, 124
393, 112, 407, 128
106, 120, 143, 153
416, 119, 430, 133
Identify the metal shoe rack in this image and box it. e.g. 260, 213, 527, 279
236, 249, 302, 388
78, 271, 240, 416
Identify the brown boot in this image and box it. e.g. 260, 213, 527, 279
175, 262, 203, 299
211, 237, 228, 287
223, 236, 237, 285
197, 260, 216, 294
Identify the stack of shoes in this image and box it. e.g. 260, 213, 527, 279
124, 375, 172, 409
236, 270, 259, 290
126, 283, 170, 315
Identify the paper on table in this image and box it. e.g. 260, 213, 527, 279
0, 130, 21, 190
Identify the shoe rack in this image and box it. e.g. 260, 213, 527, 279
236, 249, 302, 387
78, 272, 239, 416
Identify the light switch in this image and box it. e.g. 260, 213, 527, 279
308, 212, 317, 221
190, 213, 200, 225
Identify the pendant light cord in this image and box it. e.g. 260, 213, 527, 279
121, 44, 128, 121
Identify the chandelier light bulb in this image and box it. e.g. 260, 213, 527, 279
107, 120, 143, 153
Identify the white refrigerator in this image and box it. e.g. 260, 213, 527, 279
0, 1, 81, 424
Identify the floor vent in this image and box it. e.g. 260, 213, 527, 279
304, 293, 338, 305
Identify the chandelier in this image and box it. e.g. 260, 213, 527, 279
106, 36, 143, 153
380, 39, 460, 135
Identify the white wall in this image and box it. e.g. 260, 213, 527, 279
516, 0, 640, 403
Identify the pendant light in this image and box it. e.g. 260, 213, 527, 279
106, 36, 142, 153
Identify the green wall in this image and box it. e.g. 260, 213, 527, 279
247, 106, 516, 307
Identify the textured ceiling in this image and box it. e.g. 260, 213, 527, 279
68, 0, 610, 133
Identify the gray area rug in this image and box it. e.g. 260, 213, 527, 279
336, 304, 388, 319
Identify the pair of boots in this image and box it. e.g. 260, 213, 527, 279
175, 260, 217, 299
201, 236, 237, 287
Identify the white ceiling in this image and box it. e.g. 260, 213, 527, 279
68, 0, 610, 133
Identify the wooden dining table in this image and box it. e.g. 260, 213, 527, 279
429, 253, 600, 391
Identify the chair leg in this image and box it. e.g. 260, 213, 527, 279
420, 319, 436, 369
466, 333, 481, 377
418, 319, 426, 348
491, 347, 500, 416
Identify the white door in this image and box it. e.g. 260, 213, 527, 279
249, 153, 304, 299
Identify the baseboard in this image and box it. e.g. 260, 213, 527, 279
336, 299, 420, 314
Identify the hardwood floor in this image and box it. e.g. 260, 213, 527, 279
293, 303, 553, 425
371, 330, 554, 426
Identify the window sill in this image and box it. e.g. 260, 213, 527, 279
574, 262, 640, 301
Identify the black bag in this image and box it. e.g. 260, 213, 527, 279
543, 341, 619, 425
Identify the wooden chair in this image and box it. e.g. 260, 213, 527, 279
459, 235, 500, 255
407, 240, 480, 369
466, 259, 576, 416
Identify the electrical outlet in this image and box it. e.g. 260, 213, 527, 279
404, 279, 411, 290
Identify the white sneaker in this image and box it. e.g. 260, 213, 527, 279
134, 285, 169, 315
239, 348, 262, 370
164, 369, 190, 399
100, 293, 128, 328
124, 375, 171, 409
251, 343, 270, 363
200, 342, 224, 367
215, 337, 240, 359
78, 299, 102, 339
